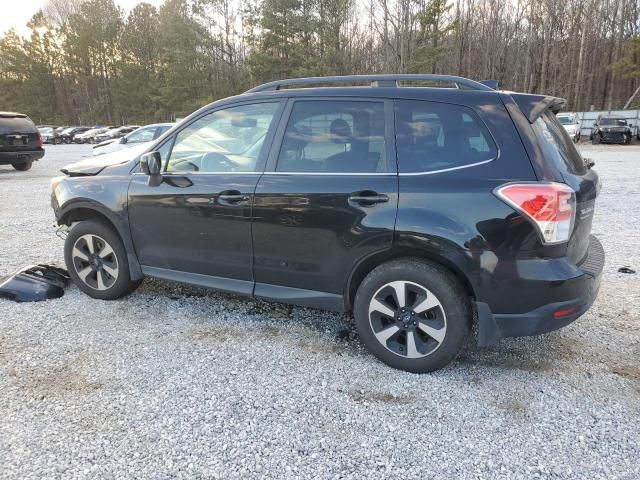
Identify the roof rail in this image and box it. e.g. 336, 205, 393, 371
246, 74, 494, 93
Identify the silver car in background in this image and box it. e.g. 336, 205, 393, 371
92, 123, 174, 156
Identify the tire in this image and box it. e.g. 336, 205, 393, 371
12, 160, 33, 171
64, 219, 141, 300
353, 258, 471, 373
592, 134, 601, 145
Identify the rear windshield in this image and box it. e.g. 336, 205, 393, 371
557, 116, 573, 125
533, 111, 587, 176
0, 116, 35, 132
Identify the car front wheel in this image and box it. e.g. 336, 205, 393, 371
354, 258, 471, 373
64, 219, 141, 300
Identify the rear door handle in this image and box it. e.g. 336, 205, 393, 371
218, 190, 250, 204
348, 192, 389, 205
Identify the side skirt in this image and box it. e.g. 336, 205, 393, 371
141, 266, 253, 296
140, 266, 346, 312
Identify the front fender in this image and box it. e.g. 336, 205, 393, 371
51, 175, 143, 280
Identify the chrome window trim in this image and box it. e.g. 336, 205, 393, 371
262, 171, 394, 176
398, 157, 496, 176
132, 156, 495, 177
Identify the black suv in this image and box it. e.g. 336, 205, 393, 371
590, 114, 633, 145
0, 112, 44, 171
51, 75, 604, 372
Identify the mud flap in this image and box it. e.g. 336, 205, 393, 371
0, 265, 70, 302
475, 301, 502, 347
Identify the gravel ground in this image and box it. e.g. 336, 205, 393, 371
0, 144, 639, 479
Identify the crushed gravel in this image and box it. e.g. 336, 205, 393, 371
0, 144, 639, 479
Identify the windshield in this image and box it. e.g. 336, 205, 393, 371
599, 117, 627, 126
39, 127, 53, 134
557, 116, 573, 125
533, 111, 587, 176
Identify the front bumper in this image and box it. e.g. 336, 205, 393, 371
477, 235, 604, 346
0, 149, 45, 164
600, 131, 629, 144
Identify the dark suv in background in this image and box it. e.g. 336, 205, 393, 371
51, 74, 603, 372
590, 114, 633, 144
0, 112, 44, 171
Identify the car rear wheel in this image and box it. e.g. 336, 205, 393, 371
64, 219, 141, 300
353, 258, 471, 373
12, 160, 33, 171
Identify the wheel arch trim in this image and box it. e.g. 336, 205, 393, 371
57, 199, 143, 280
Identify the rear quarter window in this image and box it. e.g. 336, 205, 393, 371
533, 111, 587, 176
394, 100, 497, 173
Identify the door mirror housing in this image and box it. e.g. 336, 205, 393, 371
120, 136, 128, 144
140, 151, 163, 186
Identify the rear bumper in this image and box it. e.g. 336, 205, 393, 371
477, 235, 604, 346
0, 149, 44, 164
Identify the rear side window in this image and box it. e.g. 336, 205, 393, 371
394, 100, 497, 173
277, 100, 387, 173
533, 111, 587, 175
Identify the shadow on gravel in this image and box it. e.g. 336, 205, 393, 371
458, 335, 579, 373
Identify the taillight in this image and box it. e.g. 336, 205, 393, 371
37, 132, 43, 146
494, 182, 575, 244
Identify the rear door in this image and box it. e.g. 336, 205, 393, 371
0, 114, 39, 152
252, 98, 398, 309
531, 110, 599, 263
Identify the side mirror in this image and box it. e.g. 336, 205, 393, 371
593, 122, 597, 127
120, 136, 128, 144
140, 151, 163, 186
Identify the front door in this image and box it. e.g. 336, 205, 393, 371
252, 98, 398, 309
128, 101, 283, 292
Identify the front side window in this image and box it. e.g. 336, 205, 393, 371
277, 100, 387, 173
394, 100, 497, 173
166, 102, 279, 173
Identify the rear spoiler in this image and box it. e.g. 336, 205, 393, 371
510, 93, 567, 123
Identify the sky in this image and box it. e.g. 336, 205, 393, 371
0, 0, 165, 35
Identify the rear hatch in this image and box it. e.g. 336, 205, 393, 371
530, 107, 599, 264
0, 113, 40, 152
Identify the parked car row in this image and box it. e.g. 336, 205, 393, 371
92, 123, 174, 156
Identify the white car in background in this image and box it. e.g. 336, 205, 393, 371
557, 113, 581, 143
92, 123, 174, 156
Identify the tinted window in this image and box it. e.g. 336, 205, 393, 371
533, 111, 587, 175
166, 102, 279, 173
394, 100, 497, 173
277, 100, 386, 173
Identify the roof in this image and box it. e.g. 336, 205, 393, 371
0, 112, 27, 118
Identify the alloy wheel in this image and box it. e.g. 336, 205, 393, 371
71, 234, 119, 290
368, 280, 447, 358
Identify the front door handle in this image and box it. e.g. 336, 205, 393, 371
348, 191, 389, 206
218, 190, 250, 204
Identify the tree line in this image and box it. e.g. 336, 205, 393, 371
0, 0, 638, 125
